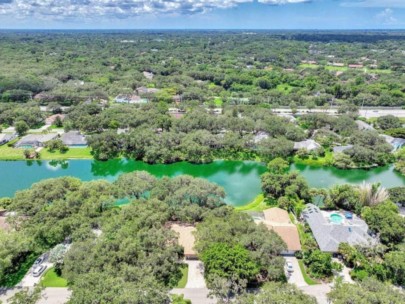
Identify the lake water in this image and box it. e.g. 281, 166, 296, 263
0, 160, 403, 206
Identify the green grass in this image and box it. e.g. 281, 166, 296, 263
176, 264, 189, 288
0, 143, 25, 160
364, 68, 392, 74
40, 267, 68, 287
299, 64, 319, 69
298, 259, 319, 285
276, 84, 293, 95
0, 253, 38, 287
325, 65, 348, 72
214, 97, 223, 106
40, 147, 92, 160
236, 194, 275, 212
293, 150, 334, 166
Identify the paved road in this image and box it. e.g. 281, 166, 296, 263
273, 108, 405, 118
284, 257, 308, 287
38, 288, 71, 304
171, 288, 215, 304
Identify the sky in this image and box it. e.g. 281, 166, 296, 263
0, 0, 405, 29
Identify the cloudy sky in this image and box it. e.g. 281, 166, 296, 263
0, 0, 404, 29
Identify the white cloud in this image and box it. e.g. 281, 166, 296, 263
341, 1, 405, 8
376, 8, 397, 25
0, 0, 310, 20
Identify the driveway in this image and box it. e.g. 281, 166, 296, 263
171, 288, 215, 304
284, 257, 307, 287
299, 284, 331, 304
185, 260, 206, 288
20, 262, 53, 287
38, 288, 71, 304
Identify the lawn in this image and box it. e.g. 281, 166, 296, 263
276, 84, 293, 95
293, 150, 334, 166
214, 97, 223, 106
298, 260, 319, 285
325, 65, 348, 72
236, 194, 275, 212
176, 264, 189, 288
364, 68, 392, 74
41, 267, 68, 287
40, 147, 93, 160
299, 64, 319, 69
0, 143, 25, 160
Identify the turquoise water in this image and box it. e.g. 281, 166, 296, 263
0, 160, 403, 206
330, 213, 344, 224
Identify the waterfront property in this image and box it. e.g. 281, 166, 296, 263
15, 133, 59, 149
294, 139, 321, 151
171, 223, 197, 260
61, 131, 87, 147
253, 131, 270, 144
355, 120, 374, 131
114, 94, 148, 104
380, 134, 405, 151
255, 207, 301, 255
0, 132, 17, 145
302, 204, 375, 253
45, 114, 65, 125
333, 145, 353, 154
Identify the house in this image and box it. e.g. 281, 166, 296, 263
293, 139, 321, 151
254, 131, 269, 144
143, 71, 154, 80
348, 64, 364, 69
331, 62, 345, 67
333, 145, 353, 154
45, 114, 65, 125
355, 120, 374, 131
15, 133, 59, 149
301, 60, 317, 65
380, 135, 405, 151
61, 131, 87, 147
114, 94, 148, 104
302, 204, 375, 253
136, 87, 160, 95
255, 208, 301, 255
171, 224, 197, 260
0, 133, 17, 145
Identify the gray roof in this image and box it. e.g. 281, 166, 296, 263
302, 204, 375, 252
0, 133, 16, 143
15, 133, 58, 147
61, 131, 87, 146
355, 120, 374, 130
294, 139, 321, 151
333, 145, 353, 153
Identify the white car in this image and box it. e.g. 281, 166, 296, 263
32, 265, 47, 277
286, 262, 294, 273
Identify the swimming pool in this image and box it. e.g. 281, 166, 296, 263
330, 213, 344, 224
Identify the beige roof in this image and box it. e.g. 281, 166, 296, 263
267, 225, 302, 252
263, 207, 291, 224
259, 208, 301, 252
171, 224, 197, 257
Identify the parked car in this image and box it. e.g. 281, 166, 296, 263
286, 262, 294, 273
32, 265, 47, 277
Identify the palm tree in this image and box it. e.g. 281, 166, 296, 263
358, 182, 389, 207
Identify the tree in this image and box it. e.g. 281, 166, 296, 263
328, 278, 405, 304
237, 282, 317, 304
14, 120, 29, 136
257, 137, 294, 161
267, 157, 289, 174
377, 115, 401, 130
201, 243, 259, 285
357, 182, 389, 207
171, 294, 192, 304
384, 250, 405, 286
7, 286, 43, 304
114, 171, 157, 199
388, 187, 405, 206
261, 171, 309, 201
304, 250, 333, 278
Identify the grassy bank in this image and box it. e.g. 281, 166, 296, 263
293, 150, 333, 167
298, 260, 319, 285
0, 145, 92, 161
176, 264, 189, 288
41, 267, 68, 287
236, 194, 274, 212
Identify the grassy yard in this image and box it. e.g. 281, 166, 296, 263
299, 64, 319, 69
236, 194, 274, 212
276, 84, 293, 95
364, 68, 392, 74
40, 147, 93, 160
293, 150, 334, 167
0, 144, 25, 160
325, 65, 348, 72
41, 267, 68, 287
298, 259, 319, 285
214, 97, 223, 106
176, 264, 189, 288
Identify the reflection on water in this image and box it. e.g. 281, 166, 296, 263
0, 160, 403, 206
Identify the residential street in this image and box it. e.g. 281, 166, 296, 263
185, 260, 206, 288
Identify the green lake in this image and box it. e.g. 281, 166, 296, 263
0, 160, 403, 206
